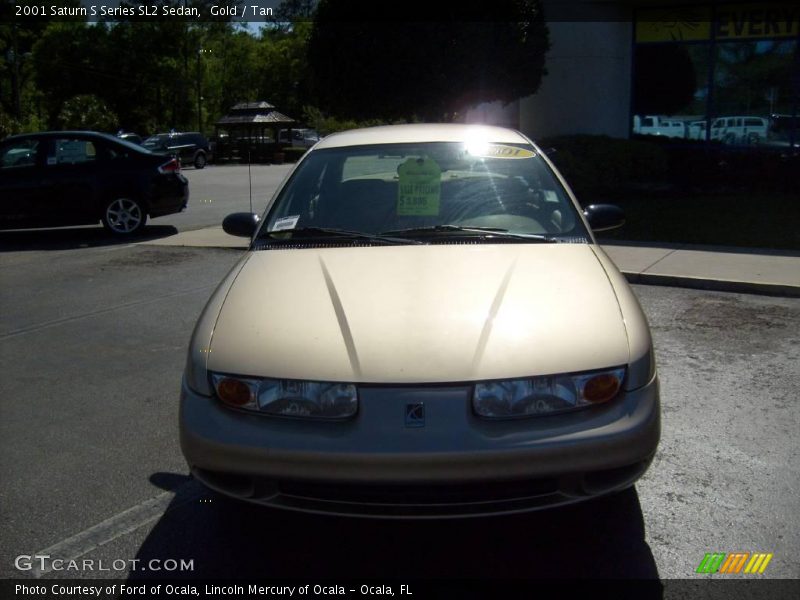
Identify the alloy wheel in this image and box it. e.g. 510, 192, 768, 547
105, 198, 143, 234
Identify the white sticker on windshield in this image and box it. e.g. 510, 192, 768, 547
271, 215, 300, 231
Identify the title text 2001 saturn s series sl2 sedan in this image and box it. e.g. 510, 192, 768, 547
180, 124, 660, 517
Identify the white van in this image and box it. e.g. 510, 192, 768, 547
633, 115, 686, 138
710, 116, 768, 144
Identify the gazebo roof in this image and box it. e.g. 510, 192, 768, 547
230, 101, 275, 111
215, 100, 296, 127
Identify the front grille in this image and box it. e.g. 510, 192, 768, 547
277, 478, 558, 505
193, 462, 650, 517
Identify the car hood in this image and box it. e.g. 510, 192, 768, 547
207, 244, 630, 383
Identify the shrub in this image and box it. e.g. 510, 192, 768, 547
282, 147, 308, 163
303, 105, 411, 136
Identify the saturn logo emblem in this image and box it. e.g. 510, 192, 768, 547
405, 403, 425, 427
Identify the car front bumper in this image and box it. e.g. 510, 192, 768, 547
180, 374, 660, 517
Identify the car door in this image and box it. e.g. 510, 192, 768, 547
0, 137, 48, 228
41, 136, 102, 224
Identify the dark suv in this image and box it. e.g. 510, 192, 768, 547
142, 132, 211, 169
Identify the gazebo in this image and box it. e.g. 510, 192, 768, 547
213, 101, 297, 163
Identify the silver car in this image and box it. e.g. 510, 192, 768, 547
180, 124, 660, 517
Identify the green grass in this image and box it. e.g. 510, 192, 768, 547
591, 192, 800, 251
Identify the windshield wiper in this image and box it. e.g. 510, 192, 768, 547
259, 227, 422, 245
379, 225, 557, 242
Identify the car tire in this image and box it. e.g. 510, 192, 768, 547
194, 152, 207, 169
101, 197, 147, 236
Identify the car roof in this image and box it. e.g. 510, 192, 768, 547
148, 131, 204, 137
314, 123, 530, 150
3, 130, 123, 144
2, 130, 156, 155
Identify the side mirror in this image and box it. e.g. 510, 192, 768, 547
583, 204, 625, 232
222, 212, 260, 238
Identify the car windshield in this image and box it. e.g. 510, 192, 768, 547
261, 141, 588, 244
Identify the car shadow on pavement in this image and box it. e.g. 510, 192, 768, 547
129, 473, 662, 587
0, 225, 179, 252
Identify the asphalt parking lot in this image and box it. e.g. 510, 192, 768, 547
1, 241, 798, 584
1, 165, 798, 589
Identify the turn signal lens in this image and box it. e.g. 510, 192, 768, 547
582, 373, 622, 404
215, 377, 255, 407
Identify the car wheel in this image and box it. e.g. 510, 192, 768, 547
102, 197, 147, 235
194, 152, 207, 169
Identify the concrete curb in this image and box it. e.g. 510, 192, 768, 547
621, 272, 800, 298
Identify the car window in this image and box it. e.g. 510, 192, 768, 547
264, 142, 587, 239
106, 142, 135, 161
48, 138, 97, 165
143, 136, 168, 150
1, 139, 40, 169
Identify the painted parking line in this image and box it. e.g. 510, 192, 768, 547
28, 479, 205, 578
0, 284, 214, 340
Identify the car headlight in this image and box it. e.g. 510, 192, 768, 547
472, 367, 625, 419
210, 373, 358, 419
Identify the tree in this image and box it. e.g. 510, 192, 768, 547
0, 0, 81, 128
713, 41, 796, 115
254, 22, 312, 118
31, 22, 110, 126
57, 94, 119, 131
306, 0, 550, 121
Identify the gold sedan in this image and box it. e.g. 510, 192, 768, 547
180, 124, 660, 517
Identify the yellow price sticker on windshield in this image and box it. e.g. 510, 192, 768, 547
470, 144, 536, 159
397, 157, 442, 216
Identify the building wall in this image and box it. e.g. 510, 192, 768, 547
519, 21, 634, 140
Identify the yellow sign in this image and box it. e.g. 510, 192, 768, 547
397, 158, 441, 216
636, 3, 798, 42
715, 4, 799, 39
636, 7, 712, 42
472, 144, 536, 160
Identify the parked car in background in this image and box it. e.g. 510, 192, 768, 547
117, 131, 143, 145
687, 120, 707, 140
181, 123, 660, 517
278, 128, 321, 148
633, 115, 686, 138
142, 131, 211, 169
0, 131, 188, 236
710, 116, 769, 144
